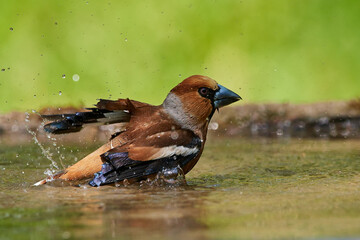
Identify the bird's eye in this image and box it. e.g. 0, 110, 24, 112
199, 87, 209, 97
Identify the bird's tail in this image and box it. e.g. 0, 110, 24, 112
33, 170, 66, 186
42, 109, 130, 134
33, 179, 47, 186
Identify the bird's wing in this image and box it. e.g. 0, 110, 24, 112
42, 98, 152, 134
89, 129, 202, 186
95, 98, 151, 110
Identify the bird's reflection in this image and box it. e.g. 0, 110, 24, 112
45, 184, 211, 239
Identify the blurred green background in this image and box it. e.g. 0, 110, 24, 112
0, 0, 359, 113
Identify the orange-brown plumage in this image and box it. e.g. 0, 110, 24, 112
35, 75, 241, 186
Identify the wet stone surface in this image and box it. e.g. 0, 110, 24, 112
211, 100, 360, 139
1, 101, 360, 146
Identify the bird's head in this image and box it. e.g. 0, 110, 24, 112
163, 75, 241, 129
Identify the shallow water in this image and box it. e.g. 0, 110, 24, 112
0, 138, 359, 240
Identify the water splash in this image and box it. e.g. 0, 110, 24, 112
25, 112, 60, 176
138, 165, 187, 188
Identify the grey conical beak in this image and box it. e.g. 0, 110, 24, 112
214, 84, 242, 109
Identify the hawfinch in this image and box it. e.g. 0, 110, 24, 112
35, 75, 241, 186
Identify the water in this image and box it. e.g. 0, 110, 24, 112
0, 138, 359, 240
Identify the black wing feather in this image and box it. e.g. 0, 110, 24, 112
89, 152, 198, 187
43, 108, 130, 134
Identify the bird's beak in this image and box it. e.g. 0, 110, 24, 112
214, 84, 242, 109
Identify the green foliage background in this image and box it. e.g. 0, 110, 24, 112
0, 0, 359, 112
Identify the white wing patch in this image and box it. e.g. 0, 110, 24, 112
150, 145, 199, 160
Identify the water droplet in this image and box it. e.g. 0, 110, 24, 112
171, 131, 179, 140
33, 94, 36, 97
25, 112, 30, 122
54, 22, 58, 25
62, 74, 66, 78
123, 179, 130, 186
209, 122, 219, 130
124, 38, 128, 42
204, 67, 208, 70
59, 91, 62, 96
72, 74, 80, 82
1, 69, 5, 72
9, 27, 13, 31
178, 74, 182, 77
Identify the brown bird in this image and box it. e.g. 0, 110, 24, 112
35, 75, 241, 186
